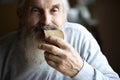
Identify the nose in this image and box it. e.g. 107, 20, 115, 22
40, 12, 52, 26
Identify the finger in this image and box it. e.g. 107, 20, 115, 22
44, 51, 62, 63
46, 59, 57, 69
44, 53, 65, 72
46, 36, 69, 49
39, 43, 63, 56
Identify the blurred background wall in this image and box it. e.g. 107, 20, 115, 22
0, 0, 18, 37
68, 0, 120, 75
96, 0, 120, 75
0, 0, 120, 76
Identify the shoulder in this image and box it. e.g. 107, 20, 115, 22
0, 31, 18, 52
0, 32, 18, 77
64, 22, 87, 31
64, 22, 100, 55
64, 22, 91, 36
64, 22, 93, 41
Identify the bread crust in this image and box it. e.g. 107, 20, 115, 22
44, 30, 64, 39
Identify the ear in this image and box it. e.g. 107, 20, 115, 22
17, 8, 23, 18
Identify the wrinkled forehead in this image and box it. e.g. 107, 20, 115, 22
25, 0, 63, 8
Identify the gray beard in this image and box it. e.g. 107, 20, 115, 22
18, 24, 64, 72
20, 29, 54, 72
25, 36, 45, 68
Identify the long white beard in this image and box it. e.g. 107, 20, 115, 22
22, 31, 54, 72
19, 24, 64, 72
25, 37, 44, 67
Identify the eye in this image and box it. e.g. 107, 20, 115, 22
51, 8, 59, 14
31, 7, 40, 14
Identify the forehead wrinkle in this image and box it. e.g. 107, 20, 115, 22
29, 0, 62, 9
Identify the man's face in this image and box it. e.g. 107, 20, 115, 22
21, 0, 66, 31
17, 0, 66, 68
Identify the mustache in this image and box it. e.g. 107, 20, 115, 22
29, 25, 58, 37
31, 25, 58, 32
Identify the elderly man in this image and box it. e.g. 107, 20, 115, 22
0, 0, 119, 80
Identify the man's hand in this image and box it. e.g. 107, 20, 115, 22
38, 36, 84, 77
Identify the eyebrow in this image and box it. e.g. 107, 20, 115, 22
52, 4, 61, 8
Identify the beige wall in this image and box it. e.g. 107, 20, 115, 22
97, 0, 120, 75
0, 4, 18, 37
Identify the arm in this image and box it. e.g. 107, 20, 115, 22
72, 26, 120, 80
38, 24, 120, 80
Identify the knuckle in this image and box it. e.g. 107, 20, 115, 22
60, 60, 64, 65
55, 37, 63, 43
57, 64, 62, 69
50, 46, 55, 52
49, 36, 53, 40
62, 51, 68, 59
63, 54, 68, 59
55, 38, 60, 44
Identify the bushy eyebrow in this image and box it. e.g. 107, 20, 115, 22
52, 4, 61, 8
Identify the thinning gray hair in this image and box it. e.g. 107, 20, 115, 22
17, 0, 69, 14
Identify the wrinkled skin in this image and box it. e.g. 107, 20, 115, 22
18, 0, 83, 77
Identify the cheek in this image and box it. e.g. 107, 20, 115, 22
53, 14, 65, 28
25, 16, 39, 29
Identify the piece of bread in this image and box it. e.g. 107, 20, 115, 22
44, 29, 64, 39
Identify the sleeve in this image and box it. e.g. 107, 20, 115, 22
70, 25, 120, 80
